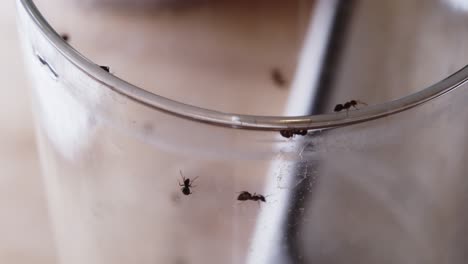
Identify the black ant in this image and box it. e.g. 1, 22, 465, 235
178, 170, 198, 196
279, 129, 308, 139
100, 65, 110, 72
271, 68, 287, 88
237, 191, 266, 203
334, 100, 367, 113
251, 193, 266, 202
60, 33, 69, 42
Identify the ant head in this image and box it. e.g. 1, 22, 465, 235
184, 178, 190, 185
100, 65, 110, 72
349, 100, 357, 105
251, 194, 266, 202
280, 130, 293, 138
61, 34, 69, 42
254, 194, 266, 202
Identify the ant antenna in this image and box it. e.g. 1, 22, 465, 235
191, 176, 199, 186
356, 100, 368, 105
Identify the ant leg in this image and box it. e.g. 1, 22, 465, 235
179, 170, 187, 183
190, 176, 199, 188
178, 180, 184, 186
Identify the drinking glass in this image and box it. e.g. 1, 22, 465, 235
17, 0, 468, 263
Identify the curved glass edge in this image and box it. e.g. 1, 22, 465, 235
18, 0, 468, 130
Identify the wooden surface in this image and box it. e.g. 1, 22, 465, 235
34, 0, 313, 116
7, 0, 312, 263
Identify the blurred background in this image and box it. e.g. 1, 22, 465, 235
6, 0, 468, 263
6, 0, 315, 262
0, 1, 55, 263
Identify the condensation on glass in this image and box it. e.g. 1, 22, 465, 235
16, 0, 468, 263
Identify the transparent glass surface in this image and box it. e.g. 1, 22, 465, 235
16, 0, 468, 263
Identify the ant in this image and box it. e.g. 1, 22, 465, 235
271, 68, 287, 88
100, 65, 110, 72
279, 129, 308, 139
60, 33, 69, 42
251, 193, 266, 202
334, 100, 367, 113
178, 170, 198, 196
237, 191, 266, 203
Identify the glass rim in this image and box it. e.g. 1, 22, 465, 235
20, 0, 468, 131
